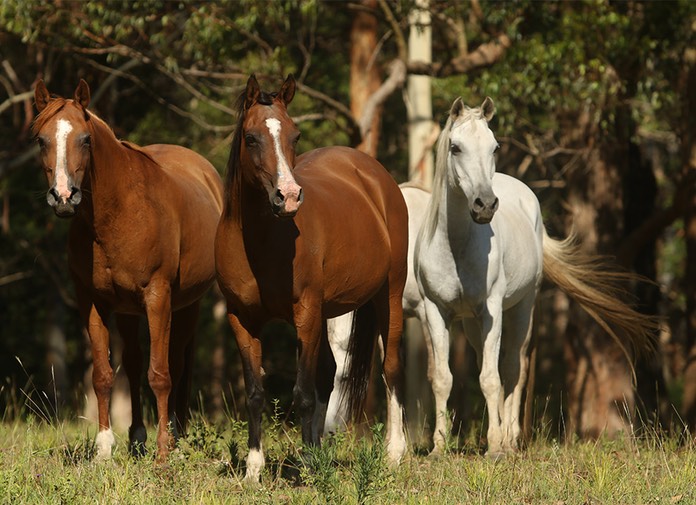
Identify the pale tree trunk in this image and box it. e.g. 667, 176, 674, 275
406, 0, 436, 188
680, 46, 696, 434
350, 0, 381, 156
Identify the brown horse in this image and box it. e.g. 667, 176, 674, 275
33, 80, 223, 462
215, 74, 409, 482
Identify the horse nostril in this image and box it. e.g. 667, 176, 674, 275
70, 187, 82, 205
492, 197, 499, 211
297, 188, 304, 203
474, 198, 484, 210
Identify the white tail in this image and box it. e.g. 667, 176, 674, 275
542, 231, 659, 367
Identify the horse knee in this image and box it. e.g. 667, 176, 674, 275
93, 368, 114, 398
147, 368, 171, 397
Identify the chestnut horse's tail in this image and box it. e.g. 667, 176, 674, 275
542, 231, 659, 365
344, 302, 379, 422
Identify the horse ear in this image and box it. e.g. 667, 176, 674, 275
74, 79, 91, 109
481, 96, 496, 122
35, 80, 50, 112
278, 74, 296, 106
245, 74, 261, 110
449, 97, 464, 120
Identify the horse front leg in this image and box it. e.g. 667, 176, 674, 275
294, 303, 323, 447
143, 280, 173, 463
477, 299, 505, 458
85, 301, 115, 461
423, 298, 453, 456
116, 313, 146, 456
227, 313, 265, 484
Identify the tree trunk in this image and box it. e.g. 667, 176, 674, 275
406, 0, 436, 187
680, 46, 696, 434
562, 104, 636, 439
350, 0, 381, 156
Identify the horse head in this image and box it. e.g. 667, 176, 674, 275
239, 74, 303, 218
33, 79, 92, 218
447, 96, 499, 224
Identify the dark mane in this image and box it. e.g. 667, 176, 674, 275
223, 88, 279, 219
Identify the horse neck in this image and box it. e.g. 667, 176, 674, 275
426, 175, 474, 243
80, 121, 142, 224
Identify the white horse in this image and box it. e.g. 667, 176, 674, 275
415, 96, 655, 457
321, 183, 431, 435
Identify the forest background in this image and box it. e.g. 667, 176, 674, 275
1, 0, 695, 447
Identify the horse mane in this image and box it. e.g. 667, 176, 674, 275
421, 103, 486, 241
32, 97, 157, 165
223, 87, 279, 220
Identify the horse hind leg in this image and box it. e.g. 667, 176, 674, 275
374, 285, 407, 465
322, 312, 354, 436
312, 318, 337, 443
116, 313, 147, 456
169, 301, 201, 439
499, 292, 535, 453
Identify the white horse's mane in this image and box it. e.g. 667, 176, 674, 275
422, 104, 487, 241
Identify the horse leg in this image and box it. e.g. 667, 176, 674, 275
477, 299, 505, 458
116, 313, 146, 456
227, 313, 265, 483
80, 293, 114, 460
143, 280, 173, 462
312, 319, 336, 443
293, 304, 323, 448
500, 292, 535, 453
169, 301, 200, 439
423, 298, 452, 456
374, 286, 407, 466
323, 312, 354, 435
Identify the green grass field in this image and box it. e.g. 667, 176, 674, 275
1, 410, 694, 505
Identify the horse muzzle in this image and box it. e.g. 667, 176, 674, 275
471, 195, 499, 225
271, 184, 304, 218
47, 186, 82, 218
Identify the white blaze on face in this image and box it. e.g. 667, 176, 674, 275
54, 118, 74, 202
264, 118, 296, 184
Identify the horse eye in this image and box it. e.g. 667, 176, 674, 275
82, 134, 91, 146
36, 137, 46, 148
245, 134, 257, 147
495, 143, 501, 152
450, 143, 461, 155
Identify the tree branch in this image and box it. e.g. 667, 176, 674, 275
407, 33, 511, 77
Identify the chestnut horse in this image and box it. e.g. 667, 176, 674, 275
215, 74, 408, 483
33, 80, 223, 461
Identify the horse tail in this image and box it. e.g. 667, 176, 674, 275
343, 302, 378, 422
542, 231, 659, 365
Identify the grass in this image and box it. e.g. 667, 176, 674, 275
1, 411, 695, 505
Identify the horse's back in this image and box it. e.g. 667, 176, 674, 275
294, 146, 408, 315
142, 144, 224, 213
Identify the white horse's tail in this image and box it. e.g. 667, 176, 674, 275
542, 231, 659, 362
